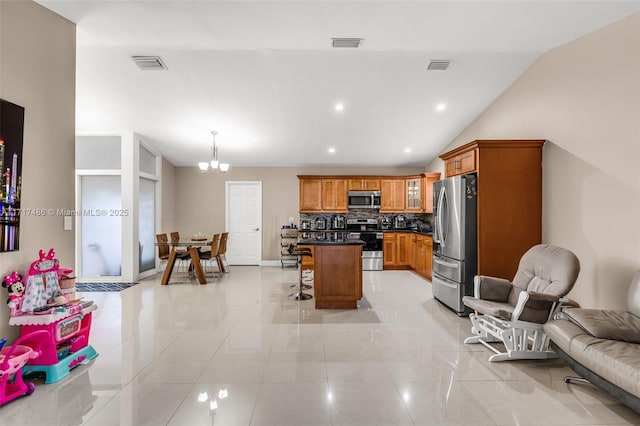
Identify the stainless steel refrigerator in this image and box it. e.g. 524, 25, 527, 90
432, 174, 477, 316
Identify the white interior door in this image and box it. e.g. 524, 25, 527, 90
225, 181, 262, 265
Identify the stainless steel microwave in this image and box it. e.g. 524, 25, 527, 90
347, 191, 381, 209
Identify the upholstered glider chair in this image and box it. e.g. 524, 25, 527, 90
462, 244, 580, 362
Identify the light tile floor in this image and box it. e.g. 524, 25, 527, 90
1, 267, 639, 425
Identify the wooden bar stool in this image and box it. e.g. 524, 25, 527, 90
287, 244, 313, 301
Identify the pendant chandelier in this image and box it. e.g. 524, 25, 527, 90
198, 131, 230, 173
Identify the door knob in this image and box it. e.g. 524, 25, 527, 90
255, 228, 260, 231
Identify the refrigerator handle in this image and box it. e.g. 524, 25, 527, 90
434, 258, 459, 268
434, 186, 442, 243
436, 186, 446, 248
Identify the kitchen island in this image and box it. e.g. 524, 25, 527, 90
297, 238, 365, 309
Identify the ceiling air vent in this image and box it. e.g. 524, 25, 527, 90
426, 60, 451, 71
131, 56, 168, 71
331, 38, 362, 48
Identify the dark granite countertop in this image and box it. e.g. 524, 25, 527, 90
370, 229, 433, 236
383, 229, 433, 236
297, 238, 365, 246
298, 229, 432, 236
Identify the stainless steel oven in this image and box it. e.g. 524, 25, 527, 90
361, 231, 383, 271
347, 218, 383, 271
348, 233, 383, 270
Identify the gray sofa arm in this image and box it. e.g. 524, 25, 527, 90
474, 275, 512, 302
563, 308, 640, 344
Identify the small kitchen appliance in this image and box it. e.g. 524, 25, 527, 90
347, 191, 381, 209
316, 217, 327, 230
301, 220, 312, 230
380, 216, 392, 230
393, 215, 407, 229
332, 215, 346, 230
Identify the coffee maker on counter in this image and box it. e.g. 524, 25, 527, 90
332, 214, 346, 230
393, 215, 407, 229
380, 216, 392, 230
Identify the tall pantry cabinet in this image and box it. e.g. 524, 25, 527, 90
439, 139, 545, 281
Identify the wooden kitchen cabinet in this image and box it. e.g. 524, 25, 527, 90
383, 233, 397, 267
348, 178, 380, 191
298, 177, 347, 212
443, 149, 476, 177
422, 173, 440, 213
439, 139, 545, 280
411, 234, 433, 279
424, 236, 433, 280
298, 174, 436, 214
313, 244, 363, 309
414, 234, 425, 275
409, 234, 417, 270
405, 177, 422, 211
321, 179, 348, 212
299, 178, 322, 212
380, 179, 405, 212
383, 232, 411, 269
397, 233, 412, 265
406, 173, 441, 213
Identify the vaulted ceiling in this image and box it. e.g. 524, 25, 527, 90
37, 1, 639, 167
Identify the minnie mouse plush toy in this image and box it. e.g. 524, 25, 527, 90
2, 271, 26, 316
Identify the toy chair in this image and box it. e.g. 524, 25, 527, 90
462, 244, 580, 362
0, 330, 49, 405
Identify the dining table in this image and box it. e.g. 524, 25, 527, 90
155, 238, 212, 285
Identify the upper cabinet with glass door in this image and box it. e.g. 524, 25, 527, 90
405, 176, 422, 211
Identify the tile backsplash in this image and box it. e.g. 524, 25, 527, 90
299, 210, 432, 230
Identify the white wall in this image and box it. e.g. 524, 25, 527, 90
0, 1, 76, 339
161, 158, 176, 233
427, 14, 640, 310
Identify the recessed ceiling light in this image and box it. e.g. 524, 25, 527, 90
334, 102, 344, 112
404, 148, 412, 153
328, 147, 336, 154
436, 103, 447, 112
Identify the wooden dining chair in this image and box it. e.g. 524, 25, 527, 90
218, 232, 229, 273
156, 233, 170, 271
169, 231, 190, 272
199, 234, 221, 277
